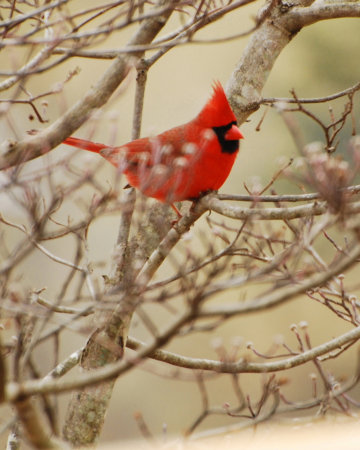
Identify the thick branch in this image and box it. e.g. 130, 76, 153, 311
203, 195, 360, 221
126, 325, 360, 373
227, 11, 294, 122
13, 397, 63, 449
58, 2, 181, 447
285, 2, 360, 29
135, 201, 208, 287
5, 306, 194, 399
5, 314, 360, 400
227, 0, 360, 123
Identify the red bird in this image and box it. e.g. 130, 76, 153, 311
63, 82, 243, 215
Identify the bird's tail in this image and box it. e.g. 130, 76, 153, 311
63, 137, 108, 154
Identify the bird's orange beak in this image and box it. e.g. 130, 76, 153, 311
225, 124, 244, 140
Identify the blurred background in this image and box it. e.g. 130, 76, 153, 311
0, 0, 360, 445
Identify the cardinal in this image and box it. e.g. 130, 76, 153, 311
63, 82, 243, 216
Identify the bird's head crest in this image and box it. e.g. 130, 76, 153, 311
197, 82, 237, 128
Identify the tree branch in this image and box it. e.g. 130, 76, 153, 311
199, 236, 360, 317
0, 1, 179, 170
126, 327, 360, 373
286, 2, 360, 29
227, 0, 360, 123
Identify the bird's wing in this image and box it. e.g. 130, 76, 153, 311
102, 126, 192, 169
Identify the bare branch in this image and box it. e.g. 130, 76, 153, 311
0, 0, 180, 169
286, 2, 360, 29
262, 81, 360, 105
